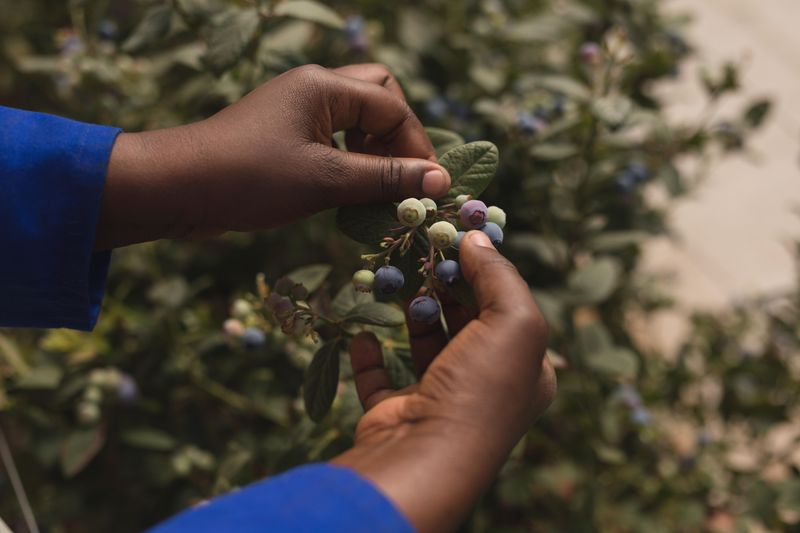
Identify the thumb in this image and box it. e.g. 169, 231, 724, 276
326, 149, 451, 205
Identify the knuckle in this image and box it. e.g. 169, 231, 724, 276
377, 157, 403, 202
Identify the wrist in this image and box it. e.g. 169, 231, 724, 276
96, 125, 211, 249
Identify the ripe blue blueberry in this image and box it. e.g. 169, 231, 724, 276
630, 407, 652, 426
517, 111, 546, 136
409, 295, 441, 324
352, 270, 375, 292
397, 198, 427, 227
486, 206, 506, 229
117, 373, 138, 404
481, 222, 504, 246
435, 260, 461, 286
428, 221, 458, 249
453, 231, 466, 250
374, 265, 405, 294
242, 327, 266, 349
459, 199, 488, 229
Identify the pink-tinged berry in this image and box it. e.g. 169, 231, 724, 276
580, 42, 602, 66
459, 199, 488, 229
223, 318, 245, 337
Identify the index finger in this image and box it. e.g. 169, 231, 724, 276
325, 70, 436, 162
332, 64, 407, 102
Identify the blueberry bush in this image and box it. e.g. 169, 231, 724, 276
0, 0, 787, 531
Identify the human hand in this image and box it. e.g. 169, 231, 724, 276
332, 230, 556, 533
97, 64, 450, 249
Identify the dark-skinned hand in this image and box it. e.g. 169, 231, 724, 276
97, 64, 450, 249
333, 230, 556, 533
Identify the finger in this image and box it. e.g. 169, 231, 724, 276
322, 148, 450, 205
458, 231, 540, 327
326, 70, 436, 162
349, 331, 395, 411
406, 296, 449, 376
332, 63, 407, 102
440, 293, 476, 336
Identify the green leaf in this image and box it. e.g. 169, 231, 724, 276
575, 321, 614, 356
286, 264, 332, 293
120, 428, 177, 451
659, 163, 685, 197
303, 339, 344, 422
742, 98, 771, 129
518, 74, 591, 102
122, 5, 173, 53
60, 427, 106, 477
530, 143, 579, 161
273, 0, 344, 29
16, 365, 62, 390
204, 9, 261, 74
331, 284, 374, 318
345, 302, 405, 327
425, 127, 464, 158
440, 141, 499, 200
567, 257, 621, 304
336, 203, 398, 245
592, 95, 633, 128
508, 233, 567, 269
586, 231, 648, 252
586, 347, 639, 379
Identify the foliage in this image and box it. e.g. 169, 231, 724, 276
0, 0, 784, 531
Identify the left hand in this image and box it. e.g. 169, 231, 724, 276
96, 64, 451, 249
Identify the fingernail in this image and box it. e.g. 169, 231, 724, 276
468, 230, 493, 249
422, 169, 450, 197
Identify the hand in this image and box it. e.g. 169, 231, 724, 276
332, 231, 557, 533
96, 64, 451, 249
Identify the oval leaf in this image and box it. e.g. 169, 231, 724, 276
425, 127, 465, 158
336, 203, 399, 245
204, 9, 261, 74
122, 5, 173, 53
586, 347, 640, 379
303, 339, 343, 422
567, 257, 621, 304
440, 141, 499, 200
120, 428, 177, 451
331, 284, 374, 318
345, 302, 405, 327
273, 0, 345, 29
60, 427, 106, 478
286, 264, 332, 293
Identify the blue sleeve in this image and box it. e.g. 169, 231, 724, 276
148, 464, 415, 533
0, 106, 121, 331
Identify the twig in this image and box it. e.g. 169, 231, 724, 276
0, 423, 40, 533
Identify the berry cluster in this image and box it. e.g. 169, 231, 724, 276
351, 195, 506, 324
76, 367, 138, 425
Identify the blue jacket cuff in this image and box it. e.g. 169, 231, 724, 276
148, 463, 414, 533
0, 106, 119, 331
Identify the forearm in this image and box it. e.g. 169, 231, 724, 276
95, 126, 212, 250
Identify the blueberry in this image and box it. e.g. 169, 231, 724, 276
374, 265, 405, 294
242, 327, 266, 349
98, 20, 118, 41
426, 96, 449, 120
459, 199, 488, 229
616, 163, 650, 192
428, 221, 458, 249
517, 111, 546, 136
345, 15, 365, 40
420, 198, 437, 216
409, 296, 441, 324
454, 194, 471, 209
117, 373, 138, 404
352, 270, 375, 293
486, 206, 506, 229
397, 198, 427, 227
580, 41, 602, 65
480, 222, 504, 246
435, 260, 461, 286
616, 384, 642, 409
630, 407, 652, 426
453, 231, 466, 250
231, 299, 252, 319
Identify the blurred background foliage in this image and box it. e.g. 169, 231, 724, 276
0, 0, 795, 532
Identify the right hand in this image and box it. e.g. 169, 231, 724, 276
333, 230, 556, 533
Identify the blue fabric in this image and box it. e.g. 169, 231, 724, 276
148, 463, 414, 533
0, 106, 120, 330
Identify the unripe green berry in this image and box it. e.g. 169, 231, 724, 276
454, 194, 471, 209
83, 385, 103, 404
397, 198, 426, 227
428, 221, 458, 249
487, 206, 506, 229
231, 299, 252, 319
77, 401, 100, 425
420, 198, 437, 216
352, 270, 375, 293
